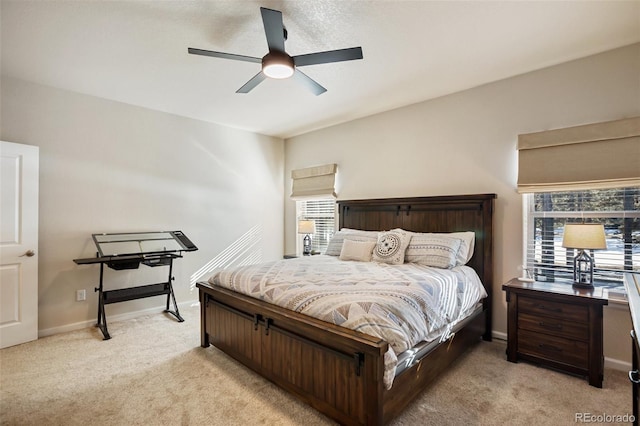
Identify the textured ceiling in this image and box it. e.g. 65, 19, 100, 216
2, 1, 639, 138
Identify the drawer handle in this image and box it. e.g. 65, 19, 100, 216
539, 321, 562, 330
537, 304, 562, 313
539, 343, 562, 352
630, 370, 640, 384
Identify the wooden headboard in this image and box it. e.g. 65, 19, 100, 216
338, 193, 496, 337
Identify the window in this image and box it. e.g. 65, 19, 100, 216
296, 199, 336, 254
524, 187, 640, 286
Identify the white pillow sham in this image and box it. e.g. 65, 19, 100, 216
324, 229, 379, 256
404, 234, 462, 269
405, 231, 475, 266
327, 228, 475, 265
446, 231, 475, 265
339, 239, 377, 262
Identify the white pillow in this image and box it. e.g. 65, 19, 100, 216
405, 234, 462, 269
372, 229, 411, 265
339, 239, 376, 262
324, 229, 379, 256
446, 231, 476, 265
405, 231, 475, 266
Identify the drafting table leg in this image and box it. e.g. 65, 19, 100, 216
95, 263, 111, 340
164, 258, 184, 322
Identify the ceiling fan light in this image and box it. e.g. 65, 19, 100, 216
263, 63, 294, 79
262, 51, 294, 79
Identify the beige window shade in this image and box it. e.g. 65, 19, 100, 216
517, 116, 640, 193
290, 163, 337, 199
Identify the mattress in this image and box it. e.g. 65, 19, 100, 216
208, 255, 487, 388
394, 302, 484, 376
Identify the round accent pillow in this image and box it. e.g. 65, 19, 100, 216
372, 229, 411, 265
375, 233, 401, 258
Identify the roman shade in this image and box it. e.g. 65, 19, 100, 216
290, 163, 337, 199
517, 116, 640, 193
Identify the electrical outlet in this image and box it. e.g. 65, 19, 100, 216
76, 289, 86, 301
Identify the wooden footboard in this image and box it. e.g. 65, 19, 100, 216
198, 282, 486, 425
199, 283, 389, 425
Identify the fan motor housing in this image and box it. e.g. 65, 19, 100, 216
262, 51, 295, 78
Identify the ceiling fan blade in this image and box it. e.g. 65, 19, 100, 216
293, 47, 363, 67
294, 69, 327, 96
188, 48, 261, 64
260, 7, 285, 52
236, 71, 267, 94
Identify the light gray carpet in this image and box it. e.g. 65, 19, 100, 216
0, 304, 631, 425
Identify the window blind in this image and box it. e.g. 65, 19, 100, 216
297, 199, 336, 254
517, 117, 640, 193
525, 187, 640, 285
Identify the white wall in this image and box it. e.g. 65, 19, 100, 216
284, 43, 640, 365
1, 76, 284, 334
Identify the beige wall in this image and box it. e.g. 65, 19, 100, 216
1, 76, 284, 334
1, 43, 636, 366
284, 43, 640, 366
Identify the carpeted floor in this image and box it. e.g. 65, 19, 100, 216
0, 304, 632, 425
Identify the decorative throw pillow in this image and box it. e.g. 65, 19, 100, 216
405, 231, 476, 266
405, 234, 463, 269
324, 229, 379, 256
339, 239, 377, 262
372, 229, 411, 265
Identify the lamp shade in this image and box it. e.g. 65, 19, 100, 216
297, 220, 316, 234
562, 224, 606, 250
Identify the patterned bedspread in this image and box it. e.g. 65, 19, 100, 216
208, 255, 487, 388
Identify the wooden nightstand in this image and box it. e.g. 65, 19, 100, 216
502, 278, 608, 387
283, 253, 320, 259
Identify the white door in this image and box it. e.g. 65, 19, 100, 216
0, 141, 39, 348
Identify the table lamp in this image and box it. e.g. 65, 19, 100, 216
561, 223, 606, 288
298, 220, 316, 255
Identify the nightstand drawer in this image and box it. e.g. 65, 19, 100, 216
519, 297, 588, 322
518, 312, 588, 341
518, 329, 588, 369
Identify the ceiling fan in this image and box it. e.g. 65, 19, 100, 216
188, 7, 363, 95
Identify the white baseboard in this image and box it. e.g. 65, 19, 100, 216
492, 330, 507, 341
605, 357, 631, 372
38, 299, 200, 338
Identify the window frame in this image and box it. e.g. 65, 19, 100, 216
522, 188, 640, 287
296, 199, 337, 255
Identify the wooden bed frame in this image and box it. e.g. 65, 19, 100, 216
197, 194, 495, 425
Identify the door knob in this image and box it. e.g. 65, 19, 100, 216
20, 250, 35, 257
